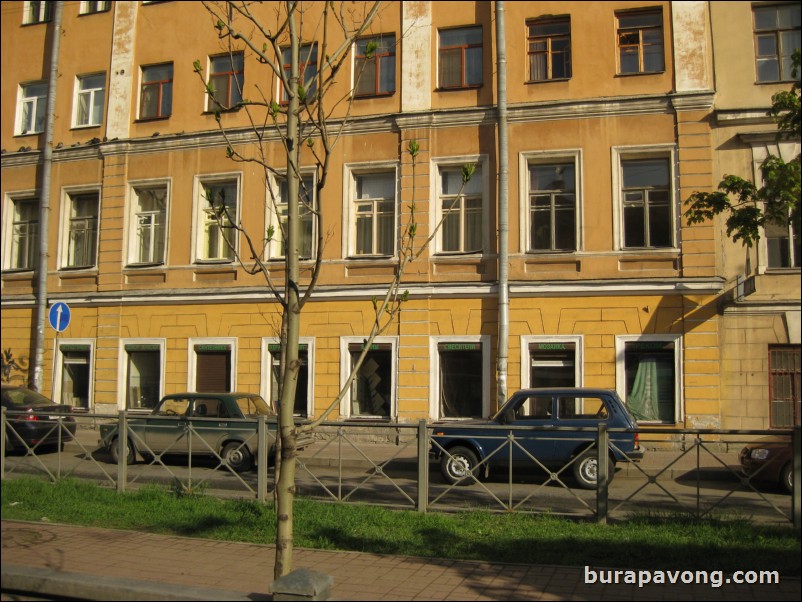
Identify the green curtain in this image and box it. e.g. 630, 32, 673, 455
628, 357, 660, 421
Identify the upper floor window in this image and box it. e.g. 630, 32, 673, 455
281, 44, 318, 103
4, 198, 39, 271
63, 192, 99, 269
616, 9, 664, 74
754, 3, 801, 82
16, 82, 46, 135
766, 217, 800, 268
527, 17, 571, 81
354, 34, 396, 97
79, 1, 110, 14
196, 177, 239, 262
128, 184, 168, 266
528, 161, 577, 252
620, 157, 673, 249
438, 26, 483, 89
23, 1, 51, 24
139, 63, 173, 120
73, 73, 105, 128
351, 171, 397, 256
268, 175, 316, 260
208, 53, 244, 111
438, 164, 484, 253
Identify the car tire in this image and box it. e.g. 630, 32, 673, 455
110, 437, 136, 465
222, 442, 253, 473
781, 462, 792, 494
573, 451, 614, 490
440, 445, 481, 486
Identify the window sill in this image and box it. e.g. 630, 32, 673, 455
135, 116, 171, 123
525, 78, 571, 85
436, 85, 483, 92
615, 70, 666, 78
125, 262, 165, 269
202, 107, 242, 115
354, 92, 396, 100
70, 123, 103, 131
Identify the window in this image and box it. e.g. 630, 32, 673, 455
766, 217, 800, 268
435, 340, 487, 419
56, 342, 93, 410
73, 73, 105, 128
268, 174, 315, 260
527, 17, 571, 81
348, 342, 393, 419
769, 346, 800, 427
128, 184, 167, 265
190, 339, 236, 392
122, 342, 162, 411
16, 82, 47, 135
79, 1, 110, 14
139, 63, 173, 119
281, 44, 318, 102
613, 149, 675, 250
528, 162, 577, 251
438, 164, 484, 253
438, 26, 483, 89
208, 53, 244, 110
529, 342, 577, 388
196, 177, 238, 261
23, 1, 51, 24
754, 4, 801, 82
617, 337, 680, 423
64, 192, 99, 269
354, 35, 396, 97
352, 171, 396, 256
266, 340, 312, 417
616, 9, 664, 74
5, 198, 38, 271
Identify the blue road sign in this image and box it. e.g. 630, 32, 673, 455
48, 302, 71, 333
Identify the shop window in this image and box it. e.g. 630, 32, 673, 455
269, 343, 310, 416
124, 344, 161, 410
530, 342, 577, 388
621, 339, 678, 423
769, 346, 801, 427
348, 342, 393, 418
58, 344, 92, 409
194, 343, 232, 392
438, 342, 484, 418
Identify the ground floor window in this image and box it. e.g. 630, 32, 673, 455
269, 342, 310, 416
57, 343, 92, 409
769, 345, 801, 428
349, 342, 393, 418
124, 343, 161, 410
438, 341, 484, 418
620, 338, 678, 423
193, 342, 232, 392
530, 341, 577, 388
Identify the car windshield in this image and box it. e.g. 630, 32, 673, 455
1, 387, 55, 408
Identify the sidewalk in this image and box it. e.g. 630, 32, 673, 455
2, 520, 800, 601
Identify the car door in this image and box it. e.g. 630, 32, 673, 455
188, 396, 227, 457
143, 396, 192, 456
552, 394, 610, 467
503, 393, 558, 471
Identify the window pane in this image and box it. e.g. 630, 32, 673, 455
439, 48, 462, 88
440, 348, 483, 418
465, 47, 483, 85
625, 343, 675, 422
623, 160, 669, 188
351, 349, 392, 417
624, 205, 645, 248
126, 350, 160, 410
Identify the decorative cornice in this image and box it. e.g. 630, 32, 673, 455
670, 91, 716, 112
715, 109, 774, 127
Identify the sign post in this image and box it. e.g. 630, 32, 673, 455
48, 302, 71, 403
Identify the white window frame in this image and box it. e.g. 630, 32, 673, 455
126, 179, 170, 267
53, 338, 95, 410
117, 338, 165, 412
15, 82, 47, 135
611, 144, 678, 252
192, 173, 241, 263
339, 336, 398, 419
343, 162, 399, 258
615, 334, 683, 424
519, 149, 583, 254
59, 186, 100, 270
72, 73, 106, 128
429, 335, 491, 420
520, 335, 583, 389
187, 337, 237, 393
265, 170, 317, 261
2, 192, 39, 272
430, 156, 489, 255
23, 1, 51, 24
261, 337, 315, 416
79, 1, 110, 15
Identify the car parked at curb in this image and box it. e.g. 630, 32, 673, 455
1, 384, 77, 453
739, 438, 793, 494
430, 388, 643, 489
98, 392, 310, 473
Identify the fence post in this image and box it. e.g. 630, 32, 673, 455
417, 420, 429, 513
1, 407, 6, 480
258, 415, 268, 503
793, 425, 800, 531
117, 411, 127, 493
597, 423, 608, 524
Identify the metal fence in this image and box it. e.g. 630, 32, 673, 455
2, 408, 799, 528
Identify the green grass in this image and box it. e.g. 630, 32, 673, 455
2, 477, 799, 575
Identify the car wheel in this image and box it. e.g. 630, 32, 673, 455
573, 451, 614, 490
222, 442, 253, 473
781, 462, 792, 494
110, 437, 135, 465
440, 445, 480, 486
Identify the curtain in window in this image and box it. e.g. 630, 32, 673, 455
627, 357, 660, 421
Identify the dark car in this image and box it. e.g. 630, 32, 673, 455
739, 438, 793, 493
98, 392, 309, 472
430, 388, 643, 489
1, 384, 77, 452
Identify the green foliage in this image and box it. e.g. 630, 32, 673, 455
461, 163, 476, 184
407, 140, 420, 158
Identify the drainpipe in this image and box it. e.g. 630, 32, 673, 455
495, 1, 510, 408
32, 1, 63, 393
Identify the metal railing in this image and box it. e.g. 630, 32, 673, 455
2, 408, 799, 528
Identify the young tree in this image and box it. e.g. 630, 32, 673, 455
685, 50, 800, 253
196, 1, 474, 578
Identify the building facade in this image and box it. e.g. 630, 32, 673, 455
1, 1, 799, 432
